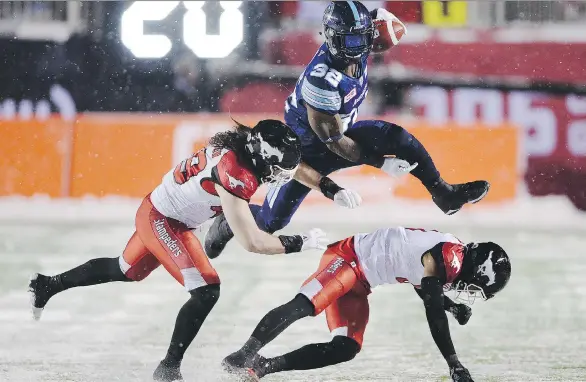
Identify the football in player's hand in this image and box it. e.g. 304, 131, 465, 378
372, 9, 407, 53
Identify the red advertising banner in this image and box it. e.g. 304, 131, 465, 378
407, 87, 586, 210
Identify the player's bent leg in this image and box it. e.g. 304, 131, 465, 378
204, 181, 311, 259
346, 120, 441, 188
120, 231, 162, 281
136, 197, 223, 381
299, 248, 362, 317
251, 336, 361, 379
28, 258, 131, 321
223, 248, 360, 373
324, 287, 370, 351
346, 120, 490, 215
28, 231, 156, 321
247, 285, 371, 378
136, 196, 220, 288
154, 283, 221, 382
222, 293, 314, 375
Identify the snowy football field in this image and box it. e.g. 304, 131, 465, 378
1, 203, 586, 382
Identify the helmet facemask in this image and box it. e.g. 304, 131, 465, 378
322, 1, 375, 63
450, 242, 511, 305
325, 25, 374, 63
451, 280, 488, 305
263, 164, 299, 187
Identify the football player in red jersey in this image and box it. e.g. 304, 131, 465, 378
224, 227, 511, 382
28, 119, 365, 382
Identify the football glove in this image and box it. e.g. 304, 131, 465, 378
448, 303, 472, 326
301, 228, 329, 251
333, 189, 362, 209
450, 362, 474, 382
381, 157, 418, 178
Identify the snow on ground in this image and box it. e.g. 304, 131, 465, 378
2, 193, 586, 232
0, 197, 586, 381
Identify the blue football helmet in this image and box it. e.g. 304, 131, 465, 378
322, 1, 375, 63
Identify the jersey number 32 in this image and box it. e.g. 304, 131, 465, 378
310, 63, 343, 87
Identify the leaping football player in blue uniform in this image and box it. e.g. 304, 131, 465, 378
205, 1, 490, 259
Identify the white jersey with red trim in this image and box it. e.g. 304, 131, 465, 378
150, 146, 259, 229
353, 227, 464, 288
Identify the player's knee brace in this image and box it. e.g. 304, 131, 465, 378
331, 335, 361, 362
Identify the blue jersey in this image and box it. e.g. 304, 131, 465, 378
284, 43, 369, 147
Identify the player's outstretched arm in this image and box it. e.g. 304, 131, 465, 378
294, 162, 362, 209
216, 184, 328, 255
293, 162, 324, 191
421, 253, 474, 382
306, 104, 383, 166
413, 287, 472, 325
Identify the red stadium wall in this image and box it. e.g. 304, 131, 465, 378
261, 29, 586, 84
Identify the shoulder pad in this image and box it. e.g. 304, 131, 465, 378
440, 242, 465, 284
213, 151, 259, 201
425, 242, 465, 284
301, 61, 342, 115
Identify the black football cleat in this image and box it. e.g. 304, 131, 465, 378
245, 354, 269, 380
153, 360, 183, 382
222, 352, 262, 381
204, 213, 234, 259
222, 351, 246, 373
432, 180, 490, 215
450, 363, 474, 382
28, 273, 54, 321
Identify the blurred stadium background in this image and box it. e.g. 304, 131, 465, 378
2, 2, 586, 382
1, 0, 586, 210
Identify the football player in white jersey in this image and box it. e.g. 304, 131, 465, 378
223, 227, 511, 382
28, 119, 364, 382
